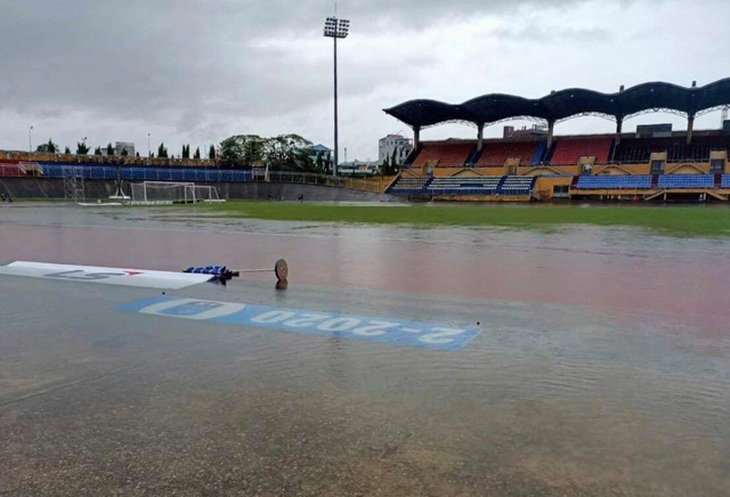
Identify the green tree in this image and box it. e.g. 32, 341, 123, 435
219, 136, 245, 166
391, 147, 398, 168
106, 143, 114, 156
157, 143, 168, 158
182, 144, 190, 159
219, 135, 266, 167
194, 147, 201, 159
76, 141, 90, 155
36, 139, 58, 153
314, 150, 327, 174
264, 134, 314, 172
244, 136, 265, 166
94, 146, 102, 156
121, 147, 129, 157
380, 156, 391, 175
64, 146, 71, 154
209, 144, 216, 160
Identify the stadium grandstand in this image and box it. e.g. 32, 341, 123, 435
2, 79, 730, 203
383, 77, 730, 201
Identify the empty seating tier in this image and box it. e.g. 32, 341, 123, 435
657, 174, 715, 189
500, 176, 536, 195
614, 136, 730, 163
575, 175, 652, 189
550, 138, 613, 165
389, 176, 432, 193
722, 175, 730, 188
0, 163, 23, 178
411, 142, 475, 168
478, 141, 540, 166
427, 176, 502, 195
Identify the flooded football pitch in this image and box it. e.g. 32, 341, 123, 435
1, 204, 729, 496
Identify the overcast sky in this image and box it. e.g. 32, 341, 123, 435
1, 0, 728, 161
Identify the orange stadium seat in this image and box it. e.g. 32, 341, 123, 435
549, 138, 613, 165
477, 141, 540, 167
0, 162, 24, 178
412, 142, 475, 168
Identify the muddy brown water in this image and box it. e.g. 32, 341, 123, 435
1, 204, 729, 496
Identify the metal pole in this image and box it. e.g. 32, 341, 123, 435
29, 126, 33, 153
333, 35, 338, 178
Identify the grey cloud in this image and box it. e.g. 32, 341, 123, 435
0, 0, 723, 160
0, 0, 600, 118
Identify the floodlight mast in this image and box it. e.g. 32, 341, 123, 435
323, 16, 349, 177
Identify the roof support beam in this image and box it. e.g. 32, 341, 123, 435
687, 115, 695, 145
615, 117, 623, 142
547, 120, 555, 150
413, 126, 421, 151
476, 123, 484, 152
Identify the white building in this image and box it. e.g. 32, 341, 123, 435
378, 134, 413, 165
114, 141, 135, 156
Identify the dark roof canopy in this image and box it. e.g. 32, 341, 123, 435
383, 78, 730, 128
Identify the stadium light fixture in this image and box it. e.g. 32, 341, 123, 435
29, 126, 34, 153
323, 16, 349, 177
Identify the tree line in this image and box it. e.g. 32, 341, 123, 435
32, 134, 402, 175
34, 139, 216, 160
218, 134, 332, 173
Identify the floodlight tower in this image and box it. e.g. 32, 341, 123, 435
323, 16, 349, 177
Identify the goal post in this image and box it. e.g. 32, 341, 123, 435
129, 181, 223, 205
184, 184, 222, 202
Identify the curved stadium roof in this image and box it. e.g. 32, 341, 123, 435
383, 78, 730, 128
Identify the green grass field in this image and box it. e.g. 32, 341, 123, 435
197, 201, 730, 237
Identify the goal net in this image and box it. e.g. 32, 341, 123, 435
129, 181, 222, 204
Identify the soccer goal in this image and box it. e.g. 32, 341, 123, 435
129, 181, 223, 205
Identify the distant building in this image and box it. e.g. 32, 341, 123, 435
338, 160, 379, 176
502, 125, 547, 139
379, 134, 413, 165
114, 141, 135, 157
636, 124, 672, 138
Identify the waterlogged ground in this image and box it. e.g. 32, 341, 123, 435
1, 204, 729, 496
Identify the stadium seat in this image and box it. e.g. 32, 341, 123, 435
550, 138, 613, 165
388, 176, 431, 194
498, 176, 536, 195
427, 176, 502, 195
575, 175, 653, 189
614, 135, 730, 163
477, 141, 541, 166
656, 174, 714, 189
23, 162, 254, 183
411, 142, 475, 168
0, 163, 24, 178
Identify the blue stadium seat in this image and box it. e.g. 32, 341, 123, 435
575, 175, 652, 189
33, 161, 255, 183
656, 174, 714, 189
427, 176, 501, 195
498, 176, 536, 195
387, 176, 432, 195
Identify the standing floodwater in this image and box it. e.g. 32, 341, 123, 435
1, 205, 729, 496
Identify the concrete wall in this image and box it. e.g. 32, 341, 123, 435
0, 178, 401, 202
